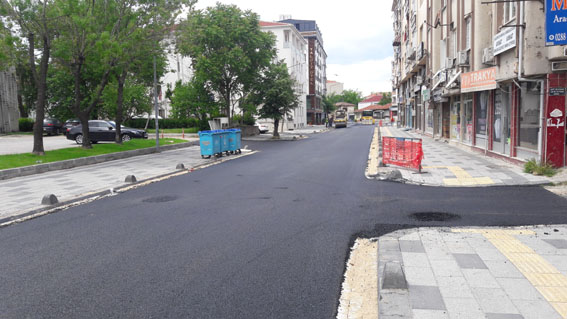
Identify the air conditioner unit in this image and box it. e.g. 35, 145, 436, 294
445, 57, 454, 69
552, 61, 567, 71
482, 47, 495, 65
457, 51, 469, 66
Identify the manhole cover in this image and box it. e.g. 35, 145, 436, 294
409, 212, 461, 222
142, 195, 178, 203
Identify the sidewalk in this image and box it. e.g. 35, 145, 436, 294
0, 145, 252, 224
376, 126, 560, 187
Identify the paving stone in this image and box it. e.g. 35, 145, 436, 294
412, 309, 450, 318
485, 260, 524, 278
453, 253, 489, 269
399, 240, 426, 253
382, 262, 408, 289
496, 278, 546, 301
379, 290, 412, 317
443, 297, 484, 318
430, 259, 463, 277
543, 239, 567, 249
405, 266, 437, 286
380, 239, 401, 252
474, 248, 508, 261
472, 287, 519, 314
402, 252, 430, 267
462, 269, 500, 288
512, 299, 562, 319
408, 285, 446, 310
437, 276, 475, 299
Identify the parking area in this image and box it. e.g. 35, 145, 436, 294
0, 134, 77, 155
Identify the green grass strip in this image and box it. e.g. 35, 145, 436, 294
0, 138, 187, 170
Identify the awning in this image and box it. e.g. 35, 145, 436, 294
445, 71, 462, 88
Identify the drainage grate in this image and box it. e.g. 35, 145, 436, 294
142, 195, 178, 203
409, 212, 461, 222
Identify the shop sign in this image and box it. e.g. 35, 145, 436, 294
461, 67, 497, 93
550, 87, 566, 96
433, 89, 448, 102
546, 0, 567, 46
493, 27, 516, 55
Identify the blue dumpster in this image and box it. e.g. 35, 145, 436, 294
227, 129, 242, 154
199, 130, 222, 158
219, 130, 230, 155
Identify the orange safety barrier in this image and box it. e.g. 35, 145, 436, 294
382, 136, 424, 172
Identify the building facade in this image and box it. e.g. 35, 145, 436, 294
260, 21, 308, 130
159, 35, 193, 119
327, 80, 344, 95
392, 0, 567, 167
279, 19, 327, 125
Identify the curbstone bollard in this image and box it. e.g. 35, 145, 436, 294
41, 194, 58, 205
125, 175, 137, 183
176, 163, 186, 170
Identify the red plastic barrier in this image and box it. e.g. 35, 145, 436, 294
382, 136, 423, 171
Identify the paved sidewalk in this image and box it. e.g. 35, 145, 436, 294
0, 145, 251, 223
379, 126, 553, 187
378, 225, 567, 319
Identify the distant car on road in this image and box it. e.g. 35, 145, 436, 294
256, 123, 269, 134
66, 120, 148, 144
43, 118, 64, 136
63, 119, 81, 135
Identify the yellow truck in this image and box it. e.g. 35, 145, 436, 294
361, 110, 375, 125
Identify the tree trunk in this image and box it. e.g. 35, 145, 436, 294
78, 114, 91, 148
30, 33, 50, 155
115, 70, 127, 144
272, 118, 280, 138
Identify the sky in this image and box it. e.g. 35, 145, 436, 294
193, 0, 394, 96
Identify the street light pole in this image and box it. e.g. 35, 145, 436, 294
153, 55, 159, 151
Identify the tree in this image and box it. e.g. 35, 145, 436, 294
378, 92, 392, 105
0, 17, 15, 69
177, 3, 276, 122
100, 81, 152, 121
341, 89, 363, 108
322, 94, 337, 116
170, 78, 219, 120
253, 61, 299, 138
2, 0, 57, 155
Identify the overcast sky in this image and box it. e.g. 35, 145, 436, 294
194, 0, 394, 96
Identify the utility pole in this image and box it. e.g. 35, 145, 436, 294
153, 56, 159, 151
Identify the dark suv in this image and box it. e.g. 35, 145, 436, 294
43, 118, 63, 136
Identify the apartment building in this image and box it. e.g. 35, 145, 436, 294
392, 0, 567, 167
279, 18, 327, 125
327, 80, 344, 95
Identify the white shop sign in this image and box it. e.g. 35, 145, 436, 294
494, 27, 516, 56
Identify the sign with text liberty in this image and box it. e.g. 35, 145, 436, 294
546, 0, 567, 46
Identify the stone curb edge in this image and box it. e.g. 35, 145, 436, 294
0, 149, 257, 227
0, 141, 199, 181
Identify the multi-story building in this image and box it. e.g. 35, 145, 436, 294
392, 0, 567, 167
279, 18, 327, 125
327, 80, 344, 95
259, 21, 308, 130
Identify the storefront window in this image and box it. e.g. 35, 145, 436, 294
451, 99, 461, 141
518, 82, 540, 150
463, 94, 473, 144
475, 91, 488, 136
493, 86, 511, 154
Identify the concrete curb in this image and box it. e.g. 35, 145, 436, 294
0, 141, 199, 181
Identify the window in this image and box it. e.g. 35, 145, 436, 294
518, 82, 540, 150
504, 2, 516, 23
475, 91, 489, 136
465, 17, 471, 50
284, 30, 290, 48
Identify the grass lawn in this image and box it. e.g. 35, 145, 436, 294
147, 128, 199, 134
0, 138, 187, 170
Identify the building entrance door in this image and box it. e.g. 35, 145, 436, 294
493, 88, 510, 154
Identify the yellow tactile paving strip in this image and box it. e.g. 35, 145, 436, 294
454, 229, 567, 318
422, 166, 495, 186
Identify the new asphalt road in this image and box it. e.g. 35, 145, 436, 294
1, 124, 567, 318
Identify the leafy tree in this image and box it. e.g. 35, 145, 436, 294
322, 94, 338, 116
0, 18, 16, 69
170, 78, 219, 120
341, 89, 363, 109
2, 0, 58, 155
378, 92, 392, 105
100, 81, 152, 121
177, 3, 276, 121
253, 61, 299, 138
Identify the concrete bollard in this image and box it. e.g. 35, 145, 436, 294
125, 175, 137, 183
41, 194, 58, 205
176, 163, 186, 170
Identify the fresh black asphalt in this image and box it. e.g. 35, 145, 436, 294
1, 124, 567, 318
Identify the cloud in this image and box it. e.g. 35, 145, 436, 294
327, 57, 393, 96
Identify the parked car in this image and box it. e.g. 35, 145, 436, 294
43, 118, 64, 136
63, 119, 81, 135
66, 120, 148, 144
255, 123, 269, 134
